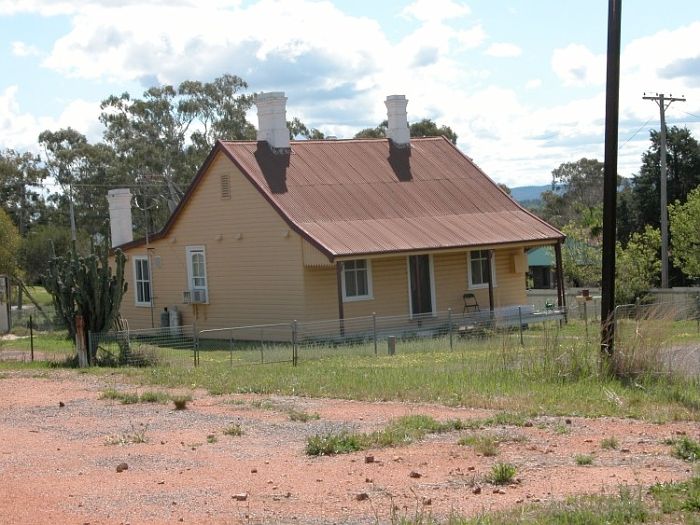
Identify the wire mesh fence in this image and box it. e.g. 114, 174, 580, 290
193, 305, 569, 367
613, 297, 700, 378
88, 325, 196, 367
0, 304, 72, 363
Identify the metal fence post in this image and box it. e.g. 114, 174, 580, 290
518, 306, 523, 346
373, 312, 377, 356
29, 315, 34, 362
292, 320, 298, 367
194, 328, 199, 367
583, 300, 589, 343
448, 308, 453, 350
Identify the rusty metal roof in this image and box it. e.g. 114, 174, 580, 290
118, 136, 563, 257
219, 137, 563, 258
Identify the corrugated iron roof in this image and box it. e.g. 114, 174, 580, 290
219, 137, 563, 257
118, 136, 564, 258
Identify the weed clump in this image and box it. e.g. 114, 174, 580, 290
601, 436, 619, 450
575, 454, 594, 465
223, 424, 243, 437
172, 395, 192, 410
670, 436, 700, 462
490, 462, 517, 485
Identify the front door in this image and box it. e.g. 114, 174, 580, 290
409, 255, 433, 316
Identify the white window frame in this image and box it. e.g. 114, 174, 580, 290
341, 259, 373, 302
133, 255, 152, 307
406, 254, 437, 318
468, 250, 497, 289
186, 245, 209, 301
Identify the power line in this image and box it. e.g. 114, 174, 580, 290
618, 118, 652, 150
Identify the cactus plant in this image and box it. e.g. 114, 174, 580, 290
44, 248, 127, 364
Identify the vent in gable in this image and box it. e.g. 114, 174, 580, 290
221, 173, 231, 199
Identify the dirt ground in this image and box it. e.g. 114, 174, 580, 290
0, 370, 697, 525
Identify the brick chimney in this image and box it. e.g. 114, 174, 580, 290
385, 95, 410, 147
107, 188, 133, 248
255, 92, 290, 151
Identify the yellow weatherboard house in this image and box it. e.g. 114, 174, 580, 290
110, 93, 565, 332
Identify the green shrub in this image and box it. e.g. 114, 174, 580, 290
172, 395, 192, 410
575, 454, 594, 465
306, 432, 363, 456
601, 436, 619, 450
459, 435, 499, 456
223, 424, 243, 437
672, 436, 700, 462
288, 409, 320, 422
490, 462, 517, 485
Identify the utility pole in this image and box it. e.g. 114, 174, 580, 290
600, 0, 622, 359
642, 92, 686, 288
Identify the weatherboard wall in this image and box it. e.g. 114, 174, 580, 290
118, 152, 307, 331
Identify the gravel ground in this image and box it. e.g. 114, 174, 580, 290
0, 370, 697, 524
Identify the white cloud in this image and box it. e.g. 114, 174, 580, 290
485, 42, 522, 58
0, 85, 102, 151
401, 0, 470, 23
3, 1, 700, 189
11, 41, 41, 57
551, 43, 605, 86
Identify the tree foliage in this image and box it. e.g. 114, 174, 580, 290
99, 74, 255, 230
19, 225, 90, 285
540, 158, 606, 234
669, 186, 700, 281
560, 222, 601, 287
0, 207, 21, 277
354, 118, 458, 144
0, 149, 48, 234
632, 126, 700, 229
43, 249, 127, 363
615, 226, 661, 304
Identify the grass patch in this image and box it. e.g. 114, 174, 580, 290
287, 409, 320, 422
489, 462, 517, 485
306, 432, 363, 456
206, 434, 217, 444
670, 436, 700, 462
223, 424, 243, 437
138, 391, 170, 403
100, 389, 172, 404
306, 415, 461, 456
129, 326, 700, 422
13, 318, 699, 423
100, 389, 139, 404
575, 454, 594, 466
104, 422, 148, 445
458, 435, 499, 456
457, 487, 648, 524
601, 436, 619, 450
651, 475, 700, 514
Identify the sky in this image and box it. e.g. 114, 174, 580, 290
1, 0, 699, 187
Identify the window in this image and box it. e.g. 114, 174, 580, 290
468, 250, 496, 288
186, 246, 209, 301
133, 256, 152, 306
341, 259, 373, 301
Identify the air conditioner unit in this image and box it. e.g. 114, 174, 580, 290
182, 289, 208, 304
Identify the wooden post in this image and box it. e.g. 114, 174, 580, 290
336, 261, 345, 336
75, 315, 89, 368
486, 250, 495, 317
554, 241, 568, 324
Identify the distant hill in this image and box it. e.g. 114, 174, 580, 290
510, 184, 551, 203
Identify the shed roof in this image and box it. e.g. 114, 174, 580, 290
120, 136, 564, 258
